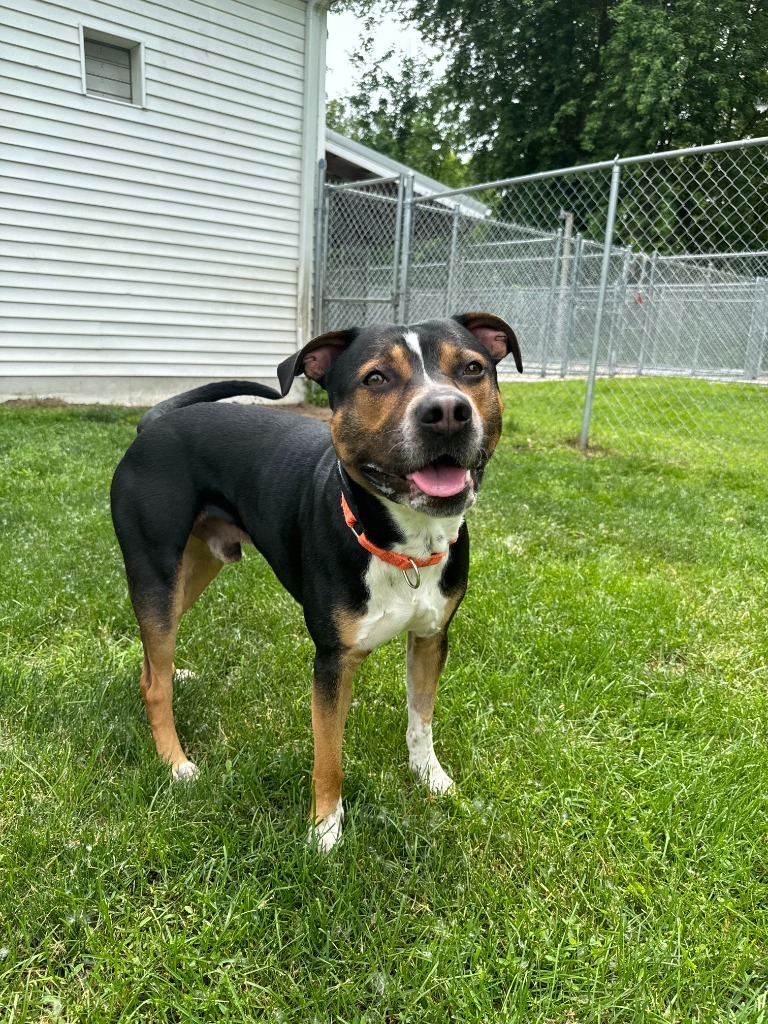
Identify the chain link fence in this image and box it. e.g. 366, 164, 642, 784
315, 139, 768, 463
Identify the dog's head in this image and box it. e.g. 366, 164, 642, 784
277, 314, 522, 517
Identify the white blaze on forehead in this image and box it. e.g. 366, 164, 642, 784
403, 330, 440, 388
403, 330, 426, 371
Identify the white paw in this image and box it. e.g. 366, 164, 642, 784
172, 760, 199, 782
410, 756, 454, 795
308, 797, 344, 853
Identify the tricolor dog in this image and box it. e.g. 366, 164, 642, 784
110, 313, 522, 851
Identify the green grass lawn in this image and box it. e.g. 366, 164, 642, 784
1, 381, 767, 1023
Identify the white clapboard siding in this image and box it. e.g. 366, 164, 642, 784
1, 0, 316, 400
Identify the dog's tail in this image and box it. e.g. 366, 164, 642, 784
137, 380, 283, 433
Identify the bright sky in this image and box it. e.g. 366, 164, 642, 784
325, 5, 434, 100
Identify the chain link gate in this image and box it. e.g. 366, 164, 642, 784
313, 172, 406, 336
315, 139, 768, 461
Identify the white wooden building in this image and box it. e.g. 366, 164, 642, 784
1, 0, 329, 403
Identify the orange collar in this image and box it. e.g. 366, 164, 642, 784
340, 491, 456, 572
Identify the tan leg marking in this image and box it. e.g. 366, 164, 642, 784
406, 630, 454, 794
139, 618, 188, 774
310, 647, 368, 851
138, 536, 223, 777
179, 534, 224, 613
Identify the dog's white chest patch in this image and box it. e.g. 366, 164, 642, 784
353, 506, 464, 651
355, 560, 449, 650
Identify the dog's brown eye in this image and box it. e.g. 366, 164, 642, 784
464, 360, 484, 377
362, 371, 387, 387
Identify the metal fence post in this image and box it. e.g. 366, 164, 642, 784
390, 174, 405, 321
312, 158, 327, 336
608, 247, 632, 376
540, 229, 563, 376
650, 253, 665, 370
637, 250, 658, 375
759, 277, 768, 378
561, 235, 583, 378
445, 203, 461, 313
579, 158, 622, 450
744, 276, 768, 379
690, 260, 713, 375
397, 172, 415, 323
552, 212, 574, 373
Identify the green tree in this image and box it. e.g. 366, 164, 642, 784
342, 0, 768, 178
326, 27, 470, 187
401, 0, 614, 177
329, 0, 767, 262
584, 0, 768, 158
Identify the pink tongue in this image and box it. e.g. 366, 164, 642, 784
407, 464, 469, 497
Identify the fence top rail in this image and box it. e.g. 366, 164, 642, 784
411, 135, 768, 204
328, 175, 401, 191
659, 249, 768, 261
469, 236, 559, 248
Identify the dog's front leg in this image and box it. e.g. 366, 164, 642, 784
406, 630, 454, 795
309, 646, 367, 852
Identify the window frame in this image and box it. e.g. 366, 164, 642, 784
79, 24, 146, 108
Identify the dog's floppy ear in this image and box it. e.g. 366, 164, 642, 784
276, 328, 357, 396
453, 312, 523, 373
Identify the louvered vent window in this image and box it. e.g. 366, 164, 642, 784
85, 38, 132, 101
80, 29, 145, 106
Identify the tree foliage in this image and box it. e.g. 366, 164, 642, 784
327, 24, 470, 187
333, 0, 768, 181
407, 0, 613, 178
584, 0, 768, 159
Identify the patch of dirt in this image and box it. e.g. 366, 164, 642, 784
273, 401, 332, 422
2, 397, 70, 408
564, 437, 613, 457
3, 395, 332, 421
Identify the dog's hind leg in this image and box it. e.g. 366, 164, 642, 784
406, 630, 454, 795
133, 536, 223, 780
139, 616, 192, 779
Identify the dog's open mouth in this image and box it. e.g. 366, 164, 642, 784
406, 456, 471, 498
361, 456, 472, 500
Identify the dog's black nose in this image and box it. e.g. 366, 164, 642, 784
416, 392, 473, 435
